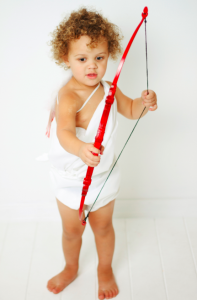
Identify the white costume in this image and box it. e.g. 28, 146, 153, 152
36, 79, 121, 212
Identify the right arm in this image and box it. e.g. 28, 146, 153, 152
56, 92, 104, 167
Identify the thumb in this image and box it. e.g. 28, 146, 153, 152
141, 90, 149, 98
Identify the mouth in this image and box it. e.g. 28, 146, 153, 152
86, 73, 97, 79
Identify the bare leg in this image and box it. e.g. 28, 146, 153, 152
88, 200, 119, 299
47, 199, 86, 294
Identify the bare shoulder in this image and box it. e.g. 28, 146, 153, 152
105, 80, 121, 96
56, 85, 81, 118
59, 84, 81, 109
105, 80, 122, 101
106, 80, 112, 87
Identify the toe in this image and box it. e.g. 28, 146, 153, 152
113, 289, 117, 297
98, 290, 105, 300
47, 282, 54, 292
116, 288, 119, 295
105, 290, 110, 298
108, 290, 113, 298
53, 286, 62, 294
52, 288, 58, 294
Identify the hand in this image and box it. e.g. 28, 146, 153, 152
141, 90, 158, 111
78, 143, 105, 167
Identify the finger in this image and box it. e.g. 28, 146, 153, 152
145, 90, 150, 96
142, 90, 149, 97
149, 104, 158, 111
90, 146, 100, 155
144, 92, 155, 100
141, 90, 147, 99
143, 97, 156, 104
88, 151, 100, 162
143, 101, 151, 107
144, 97, 154, 102
146, 92, 156, 101
85, 158, 100, 167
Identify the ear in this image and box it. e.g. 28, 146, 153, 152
62, 55, 70, 67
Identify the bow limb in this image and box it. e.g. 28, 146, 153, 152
113, 6, 148, 86
79, 7, 148, 225
79, 166, 94, 225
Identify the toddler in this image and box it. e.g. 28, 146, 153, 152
44, 7, 157, 300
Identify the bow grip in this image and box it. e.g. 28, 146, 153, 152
92, 88, 115, 154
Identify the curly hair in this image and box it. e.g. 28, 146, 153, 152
48, 7, 123, 70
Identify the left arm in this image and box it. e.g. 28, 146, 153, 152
106, 81, 158, 120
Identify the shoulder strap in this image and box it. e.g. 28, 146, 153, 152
76, 82, 100, 113
57, 81, 100, 109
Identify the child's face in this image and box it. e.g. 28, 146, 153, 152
64, 35, 109, 86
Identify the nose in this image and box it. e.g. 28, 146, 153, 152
88, 60, 98, 70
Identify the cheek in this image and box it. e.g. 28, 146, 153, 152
72, 65, 86, 78
100, 61, 108, 72
72, 62, 83, 72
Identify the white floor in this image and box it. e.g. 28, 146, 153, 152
1, 218, 197, 300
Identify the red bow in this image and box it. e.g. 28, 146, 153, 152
79, 7, 148, 225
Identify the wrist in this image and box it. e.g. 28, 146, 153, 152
76, 140, 85, 158
140, 96, 145, 106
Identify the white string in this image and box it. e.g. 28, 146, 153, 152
76, 82, 100, 113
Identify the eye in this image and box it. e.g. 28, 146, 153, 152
96, 56, 103, 61
79, 58, 86, 62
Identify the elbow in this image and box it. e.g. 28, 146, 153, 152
56, 128, 61, 142
56, 128, 67, 145
56, 128, 76, 143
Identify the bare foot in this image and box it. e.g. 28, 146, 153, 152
47, 265, 78, 294
98, 265, 119, 299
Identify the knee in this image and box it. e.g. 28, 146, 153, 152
90, 219, 113, 237
62, 225, 84, 241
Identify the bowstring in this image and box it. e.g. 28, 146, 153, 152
145, 18, 149, 95
83, 17, 149, 223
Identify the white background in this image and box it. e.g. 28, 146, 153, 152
0, 0, 196, 216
